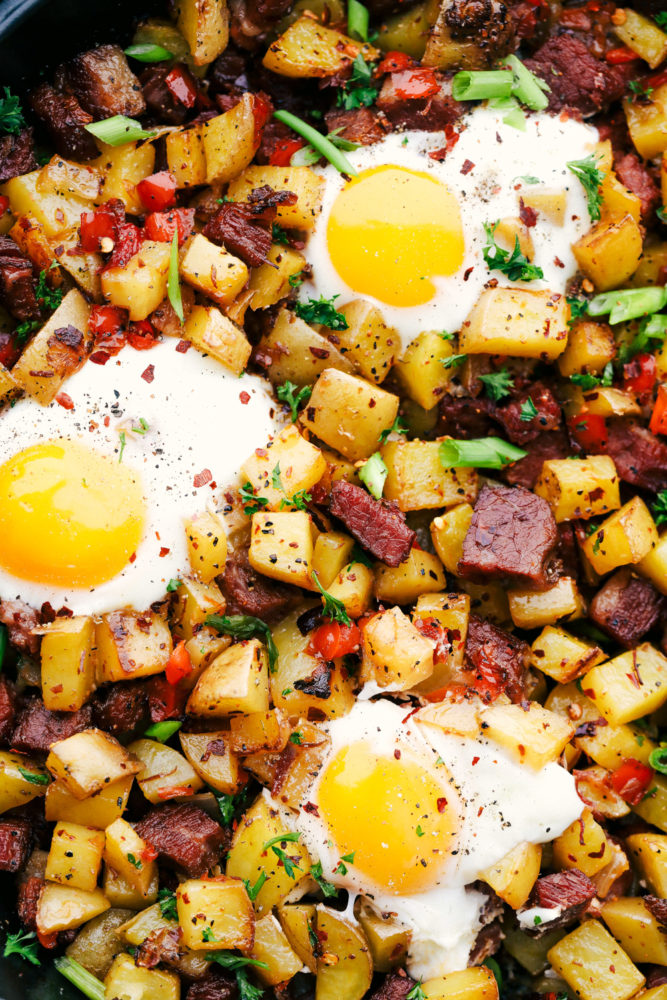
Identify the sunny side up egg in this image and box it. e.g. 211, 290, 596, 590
302, 104, 598, 345
0, 339, 280, 615
269, 699, 583, 981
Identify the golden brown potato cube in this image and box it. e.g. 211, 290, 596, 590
411, 591, 469, 695
327, 561, 374, 619
374, 548, 446, 605
583, 497, 658, 575
128, 739, 203, 804
494, 216, 534, 259
422, 4, 489, 70
103, 818, 157, 896
336, 299, 397, 384
1, 169, 89, 237
382, 439, 477, 512
242, 424, 326, 511
356, 901, 408, 973
173, 577, 225, 641
581, 386, 641, 419
228, 166, 325, 230
96, 610, 172, 683
315, 907, 373, 1000
422, 967, 499, 999
202, 94, 257, 184
105, 952, 180, 1000
248, 243, 307, 309
520, 187, 566, 226
177, 0, 229, 65
430, 503, 474, 574
271, 721, 331, 811
633, 773, 667, 833
480, 842, 542, 909
165, 125, 206, 187
248, 913, 302, 986
361, 606, 435, 691
187, 638, 270, 717
179, 730, 240, 794
37, 155, 100, 201
46, 730, 141, 800
508, 577, 585, 629
557, 320, 616, 377
460, 288, 569, 360
12, 289, 91, 404
278, 904, 317, 972
615, 8, 667, 67
575, 765, 631, 820
249, 510, 315, 589
602, 896, 667, 964
37, 883, 109, 935
573, 213, 643, 291
583, 642, 667, 725
101, 241, 170, 321
180, 234, 248, 308
639, 531, 667, 595
93, 140, 155, 216
553, 808, 613, 877
547, 920, 645, 1000
0, 362, 17, 406
482, 701, 574, 769
45, 821, 105, 892
53, 225, 102, 298
185, 510, 227, 583
228, 711, 289, 755
103, 861, 159, 910
259, 308, 353, 387
263, 16, 378, 77
624, 85, 667, 159
311, 532, 355, 589
10, 214, 62, 275
39, 615, 96, 712
531, 626, 606, 683
626, 832, 667, 897
535, 456, 620, 523
45, 776, 133, 829
183, 304, 251, 374
628, 242, 667, 287
397, 330, 457, 409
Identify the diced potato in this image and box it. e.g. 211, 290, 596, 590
228, 166, 325, 230
626, 832, 667, 897
202, 94, 257, 184
53, 226, 102, 298
508, 577, 585, 629
374, 548, 447, 605
128, 739, 203, 804
46, 730, 141, 800
278, 904, 316, 972
45, 777, 133, 829
633, 773, 667, 833
423, 5, 490, 69
336, 299, 397, 384
187, 638, 270, 717
482, 701, 574, 769
575, 765, 630, 820
461, 288, 569, 360
397, 330, 456, 409
1, 169, 88, 237
37, 883, 110, 934
356, 900, 409, 972
183, 304, 251, 374
615, 8, 667, 68
93, 141, 155, 215
411, 591, 470, 697
581, 385, 641, 418
65, 908, 135, 980
96, 610, 173, 683
173, 577, 225, 641
39, 615, 96, 712
185, 510, 227, 583
103, 863, 158, 910
12, 289, 91, 404
10, 214, 61, 276
583, 642, 667, 725
242, 424, 326, 511
248, 243, 307, 309
547, 920, 645, 1000
179, 730, 240, 794
531, 626, 605, 683
312, 531, 355, 589
176, 0, 229, 65
301, 367, 399, 461
166, 125, 206, 187
361, 606, 434, 690
423, 967, 499, 999
573, 213, 644, 291
628, 242, 667, 287
0, 362, 17, 406
45, 822, 105, 892
177, 876, 253, 950
259, 309, 353, 387
248, 913, 302, 985
249, 510, 315, 589
104, 952, 180, 1000
535, 456, 620, 523
180, 234, 248, 309
382, 440, 478, 511
103, 818, 157, 895
520, 187, 567, 226
316, 907, 372, 1000
229, 711, 289, 755
0, 751, 49, 814
263, 16, 378, 77
38, 156, 101, 202
327, 561, 375, 618
602, 896, 667, 964
553, 808, 613, 877
270, 720, 331, 811
430, 503, 474, 574
461, 580, 510, 625
494, 216, 534, 259
118, 902, 174, 946
557, 320, 616, 376
184, 629, 231, 676
480, 842, 541, 910
101, 241, 170, 321
638, 530, 667, 595
583, 496, 658, 575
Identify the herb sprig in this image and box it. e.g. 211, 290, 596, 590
482, 222, 544, 281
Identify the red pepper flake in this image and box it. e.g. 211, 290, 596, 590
394, 749, 401, 759
472, 756, 480, 765
461, 159, 474, 175
303, 801, 320, 815
477, 806, 484, 817
175, 339, 191, 354
90, 350, 110, 365
103, 415, 110, 427
141, 364, 155, 383
437, 797, 447, 813
239, 391, 251, 404
140, 844, 159, 862
129, 552, 137, 563
55, 392, 74, 410
159, 546, 170, 557
51, 684, 63, 694
464, 267, 474, 281
194, 468, 213, 488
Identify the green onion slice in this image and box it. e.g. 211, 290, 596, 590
500, 54, 550, 111
587, 286, 667, 324
348, 0, 370, 42
84, 115, 156, 146
168, 228, 184, 324
439, 437, 527, 469
359, 452, 388, 500
451, 70, 514, 102
54, 957, 105, 1000
124, 43, 173, 62
144, 720, 182, 742
273, 109, 358, 177
649, 746, 667, 774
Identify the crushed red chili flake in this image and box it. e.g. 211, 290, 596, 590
175, 340, 191, 354
437, 797, 447, 812
90, 351, 110, 365
159, 547, 170, 557
141, 364, 155, 383
129, 552, 137, 563
239, 391, 251, 404
472, 756, 480, 765
461, 159, 474, 175
194, 469, 213, 488
55, 392, 74, 410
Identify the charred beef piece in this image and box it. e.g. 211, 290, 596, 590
645, 896, 667, 930
209, 47, 250, 95
458, 484, 558, 588
146, 675, 188, 722
11, 697, 93, 754
135, 925, 184, 968
615, 152, 661, 222
17, 875, 43, 930
494, 382, 562, 446
187, 970, 239, 1000
503, 429, 570, 490
29, 83, 99, 161
219, 547, 302, 623
0, 129, 37, 183
0, 819, 32, 873
368, 971, 417, 1000
58, 44, 145, 119
469, 921, 503, 964
134, 804, 226, 877
329, 480, 416, 568
525, 35, 630, 118
0, 237, 39, 323
203, 185, 295, 268
601, 419, 667, 493
589, 569, 664, 648
0, 598, 40, 655
230, 0, 295, 50
376, 73, 464, 131
0, 677, 17, 745
464, 615, 529, 703
92, 681, 150, 739
439, 394, 495, 439
519, 869, 596, 935
324, 107, 391, 145
141, 65, 190, 125
557, 522, 580, 580
444, 0, 515, 60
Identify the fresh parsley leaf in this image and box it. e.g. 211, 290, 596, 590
0, 88, 25, 136
276, 380, 312, 422
567, 153, 605, 222
14, 319, 40, 342
239, 481, 269, 516
311, 860, 338, 897
279, 488, 312, 512
243, 872, 267, 902
655, 12, 667, 28
262, 832, 302, 878
350, 543, 374, 567
4, 930, 40, 966
34, 265, 63, 314
166, 578, 181, 592
202, 927, 216, 942
652, 491, 667, 528
378, 414, 408, 444
514, 174, 540, 184
336, 55, 379, 110
289, 731, 303, 745
213, 784, 254, 826
479, 367, 514, 402
312, 570, 351, 625
207, 952, 269, 1000
206, 613, 279, 672
157, 888, 178, 921
416, 824, 425, 837
288, 271, 304, 288
629, 79, 653, 100
17, 767, 49, 785
118, 430, 127, 464
271, 462, 284, 492
567, 296, 589, 325
570, 372, 601, 390
126, 853, 142, 869
441, 352, 467, 369
294, 294, 349, 330
482, 221, 544, 281
271, 223, 290, 246
659, 206, 667, 224
519, 397, 538, 422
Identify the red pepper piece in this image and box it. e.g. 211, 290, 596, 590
105, 222, 143, 270
623, 352, 656, 400
392, 67, 440, 100
165, 640, 194, 685
136, 171, 178, 212
309, 622, 362, 660
269, 138, 306, 166
144, 207, 195, 245
79, 200, 124, 252
610, 757, 653, 805
377, 51, 415, 74
89, 304, 128, 355
605, 46, 639, 64
0, 195, 9, 215
127, 319, 158, 350
649, 383, 667, 436
165, 65, 199, 109
252, 93, 272, 147
567, 412, 608, 451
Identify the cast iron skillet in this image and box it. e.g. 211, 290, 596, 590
0, 4, 163, 995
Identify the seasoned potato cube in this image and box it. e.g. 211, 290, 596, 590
47, 730, 140, 800
422, 967, 499, 999
374, 549, 446, 605
180, 234, 248, 308
179, 730, 240, 794
165, 125, 206, 187
103, 863, 158, 910
187, 638, 270, 717
494, 216, 534, 259
105, 952, 179, 1000
93, 141, 155, 216
53, 226, 102, 298
39, 615, 95, 712
315, 907, 372, 1000
185, 510, 227, 583
520, 187, 566, 226
626, 832, 667, 897
129, 739, 203, 804
242, 424, 326, 511
37, 883, 109, 934
615, 8, 667, 68
535, 456, 620, 523
575, 765, 630, 820
430, 503, 474, 574
572, 214, 643, 291
482, 702, 574, 769
581, 385, 641, 418
229, 711, 289, 755
422, 5, 489, 70
278, 904, 316, 972
356, 904, 409, 973
531, 626, 605, 683
176, 0, 229, 65
602, 896, 667, 964
638, 530, 667, 595
2, 169, 88, 237
46, 822, 105, 892
327, 561, 375, 618
558, 320, 616, 376
397, 330, 457, 409
361, 606, 434, 690
177, 876, 254, 950
173, 577, 225, 641
460, 288, 569, 360
227, 166, 325, 229
259, 309, 353, 387
96, 610, 173, 683
600, 171, 642, 225
11, 213, 63, 274
101, 241, 170, 321
263, 16, 378, 77
547, 920, 645, 1000
583, 643, 667, 725
45, 776, 133, 829
103, 818, 157, 895
336, 299, 397, 384
183, 304, 251, 374
0, 751, 49, 813
553, 808, 613, 877
411, 591, 470, 696
634, 773, 667, 833
12, 289, 91, 404
270, 721, 330, 811
480, 841, 541, 909
248, 243, 306, 309
583, 497, 658, 575
508, 577, 585, 629
202, 94, 257, 184
312, 532, 355, 589
301, 368, 399, 462
382, 440, 477, 511
248, 913, 302, 985
249, 510, 315, 589
0, 362, 17, 406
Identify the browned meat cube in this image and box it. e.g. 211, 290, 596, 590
0, 819, 32, 873
134, 804, 226, 878
0, 129, 37, 183
29, 83, 98, 161
525, 35, 629, 118
464, 614, 529, 703
330, 480, 415, 568
60, 44, 145, 119
0, 238, 39, 323
11, 697, 93, 754
519, 869, 596, 935
589, 569, 664, 648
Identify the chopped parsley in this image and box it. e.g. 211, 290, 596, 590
379, 414, 408, 443
288, 271, 304, 288
629, 79, 654, 100
213, 786, 255, 827
14, 319, 40, 343
118, 431, 127, 464
416, 824, 425, 837
206, 613, 279, 673
618, 313, 667, 364
658, 206, 667, 224
652, 491, 667, 528
567, 296, 589, 325
441, 352, 467, 369
294, 294, 349, 330
482, 221, 544, 281
289, 731, 303, 745
18, 767, 49, 785
35, 265, 63, 313
479, 367, 514, 402
0, 88, 25, 136
157, 888, 178, 921
276, 380, 312, 422
336, 851, 355, 874
519, 397, 538, 422
166, 578, 181, 592
243, 871, 267, 902
280, 488, 312, 511
570, 362, 613, 390
3, 930, 40, 966
514, 174, 540, 184
206, 953, 268, 1000
239, 481, 269, 516
336, 55, 379, 110
262, 832, 302, 878
312, 570, 351, 626
311, 860, 338, 897
132, 417, 149, 435
126, 853, 142, 869
567, 153, 605, 222
655, 12, 667, 28
271, 223, 290, 246
271, 462, 283, 491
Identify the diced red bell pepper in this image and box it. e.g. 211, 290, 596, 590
649, 383, 667, 436
252, 93, 273, 147
377, 51, 415, 74
269, 138, 306, 166
165, 640, 193, 685
136, 171, 178, 213
146, 674, 187, 721
127, 319, 158, 350
606, 46, 639, 64
623, 352, 656, 399
648, 68, 667, 92
392, 67, 440, 100
79, 200, 124, 252
165, 65, 199, 109
105, 222, 144, 270
309, 622, 361, 660
0, 195, 9, 215
568, 412, 608, 451
0, 331, 20, 369
89, 304, 128, 355
144, 207, 195, 245
610, 757, 654, 805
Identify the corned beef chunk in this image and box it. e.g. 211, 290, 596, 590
11, 697, 93, 754
329, 480, 416, 567
58, 44, 145, 119
324, 107, 390, 145
601, 419, 667, 493
0, 129, 37, 183
29, 83, 99, 161
615, 152, 661, 222
503, 429, 570, 490
589, 568, 664, 648
134, 804, 225, 877
0, 818, 32, 872
458, 484, 558, 587
0, 599, 41, 656
464, 615, 529, 703
0, 676, 17, 745
92, 681, 150, 739
141, 65, 191, 125
186, 969, 238, 1000
439, 394, 495, 439
203, 185, 295, 268
494, 382, 562, 446
519, 869, 596, 934
17, 875, 43, 930
376, 73, 464, 132
219, 547, 301, 622
525, 35, 629, 118
645, 896, 667, 930
0, 237, 39, 323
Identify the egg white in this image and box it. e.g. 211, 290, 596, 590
302, 105, 598, 348
0, 340, 281, 615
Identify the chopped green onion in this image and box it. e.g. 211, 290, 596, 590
168, 228, 184, 324
84, 115, 156, 146
144, 720, 182, 742
483, 958, 503, 991
503, 104, 526, 130
587, 286, 667, 324
451, 70, 513, 102
18, 767, 49, 785
649, 746, 667, 774
500, 54, 549, 111
55, 957, 105, 1000
124, 43, 174, 62
291, 129, 360, 166
359, 452, 388, 500
347, 0, 369, 41
439, 437, 527, 469
273, 109, 358, 177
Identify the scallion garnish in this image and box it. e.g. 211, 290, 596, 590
84, 115, 156, 146
168, 228, 184, 324
124, 43, 173, 62
290, 129, 360, 166
500, 54, 549, 111
143, 720, 182, 742
273, 109, 358, 176
451, 70, 513, 102
348, 0, 370, 42
649, 746, 667, 774
587, 286, 667, 325
54, 957, 105, 1000
359, 452, 388, 500
439, 437, 527, 469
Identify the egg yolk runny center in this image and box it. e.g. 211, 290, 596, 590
317, 741, 457, 894
0, 439, 146, 588
326, 164, 465, 308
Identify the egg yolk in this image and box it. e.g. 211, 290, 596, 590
317, 741, 457, 894
326, 164, 464, 308
0, 439, 145, 588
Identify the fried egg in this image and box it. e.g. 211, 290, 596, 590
301, 105, 598, 346
273, 698, 582, 980
0, 340, 280, 615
